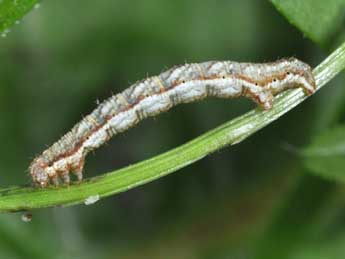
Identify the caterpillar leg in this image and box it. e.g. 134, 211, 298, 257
257, 91, 273, 110
60, 171, 71, 185
49, 174, 59, 186
73, 170, 83, 183
243, 86, 273, 110
299, 82, 315, 95
72, 159, 85, 183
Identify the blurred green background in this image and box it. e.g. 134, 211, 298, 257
1, 0, 345, 258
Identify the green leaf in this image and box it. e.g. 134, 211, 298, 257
0, 0, 39, 35
302, 125, 345, 182
270, 0, 345, 47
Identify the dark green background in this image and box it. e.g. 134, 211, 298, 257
0, 1, 345, 258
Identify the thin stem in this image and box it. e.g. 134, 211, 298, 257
1, 42, 345, 212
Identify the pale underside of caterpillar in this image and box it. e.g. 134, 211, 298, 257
29, 58, 316, 187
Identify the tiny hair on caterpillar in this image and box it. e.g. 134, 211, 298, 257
29, 58, 316, 187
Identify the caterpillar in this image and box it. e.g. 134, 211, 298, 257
29, 58, 316, 187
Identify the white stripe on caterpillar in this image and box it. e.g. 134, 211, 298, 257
29, 58, 316, 187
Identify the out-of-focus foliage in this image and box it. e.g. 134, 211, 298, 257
270, 0, 345, 47
303, 126, 345, 182
0, 1, 345, 259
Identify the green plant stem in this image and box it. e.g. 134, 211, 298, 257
1, 42, 345, 212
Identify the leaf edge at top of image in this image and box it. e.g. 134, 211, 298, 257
0, 0, 39, 36
270, 0, 345, 47
0, 41, 344, 212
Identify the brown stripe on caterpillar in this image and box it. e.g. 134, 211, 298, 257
29, 58, 316, 187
